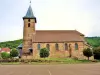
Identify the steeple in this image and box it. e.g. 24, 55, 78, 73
22, 2, 37, 55
23, 5, 37, 23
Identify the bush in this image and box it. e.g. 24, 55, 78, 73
1, 52, 10, 59
10, 48, 19, 58
83, 48, 93, 60
40, 48, 49, 58
93, 47, 100, 60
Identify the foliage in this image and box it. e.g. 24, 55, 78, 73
1, 52, 10, 59
85, 37, 100, 47
40, 48, 49, 58
10, 48, 19, 58
0, 39, 22, 49
83, 48, 93, 60
93, 47, 100, 60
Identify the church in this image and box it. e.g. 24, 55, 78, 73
19, 4, 87, 59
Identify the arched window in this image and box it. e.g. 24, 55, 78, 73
65, 43, 68, 50
28, 19, 30, 22
37, 44, 41, 50
28, 23, 30, 27
55, 43, 59, 50
46, 44, 50, 50
75, 43, 78, 50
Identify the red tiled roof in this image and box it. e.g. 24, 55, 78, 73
32, 30, 85, 42
0, 48, 10, 52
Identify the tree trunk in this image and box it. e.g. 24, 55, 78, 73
88, 57, 89, 60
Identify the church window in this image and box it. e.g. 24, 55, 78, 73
55, 43, 59, 50
46, 44, 50, 50
75, 43, 78, 50
65, 43, 68, 50
28, 19, 30, 22
37, 43, 41, 50
28, 23, 30, 27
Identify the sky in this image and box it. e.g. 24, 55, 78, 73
0, 0, 100, 42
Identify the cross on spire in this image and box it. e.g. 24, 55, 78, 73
30, 0, 31, 5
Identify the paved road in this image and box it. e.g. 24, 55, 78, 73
0, 63, 100, 75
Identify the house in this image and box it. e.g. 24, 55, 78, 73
0, 48, 10, 53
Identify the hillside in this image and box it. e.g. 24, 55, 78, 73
85, 37, 100, 47
0, 39, 22, 49
0, 37, 100, 49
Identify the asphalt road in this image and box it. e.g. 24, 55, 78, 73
0, 63, 100, 75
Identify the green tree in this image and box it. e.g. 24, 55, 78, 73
10, 48, 19, 58
93, 47, 100, 60
83, 48, 93, 60
85, 37, 100, 47
40, 48, 49, 58
1, 52, 10, 59
0, 39, 22, 49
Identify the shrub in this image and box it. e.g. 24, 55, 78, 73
1, 52, 10, 59
93, 47, 100, 60
83, 48, 93, 60
40, 48, 49, 58
10, 48, 19, 58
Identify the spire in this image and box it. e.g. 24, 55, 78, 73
23, 1, 37, 23
23, 5, 35, 18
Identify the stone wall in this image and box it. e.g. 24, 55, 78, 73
32, 42, 85, 59
22, 19, 36, 53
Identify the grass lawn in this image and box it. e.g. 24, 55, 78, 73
0, 58, 99, 65
25, 58, 96, 65
0, 62, 21, 65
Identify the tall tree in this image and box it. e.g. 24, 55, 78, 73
93, 47, 100, 60
83, 48, 93, 60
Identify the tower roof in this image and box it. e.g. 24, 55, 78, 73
23, 5, 36, 19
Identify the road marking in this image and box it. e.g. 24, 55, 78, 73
48, 70, 52, 75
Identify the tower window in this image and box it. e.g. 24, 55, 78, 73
28, 19, 30, 22
28, 23, 30, 27
29, 48, 33, 53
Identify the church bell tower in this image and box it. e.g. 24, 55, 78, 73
22, 5, 37, 55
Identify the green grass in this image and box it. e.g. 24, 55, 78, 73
29, 58, 93, 64
0, 58, 98, 65
0, 62, 20, 65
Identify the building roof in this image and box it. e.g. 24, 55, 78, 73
32, 30, 85, 43
18, 44, 32, 49
23, 5, 36, 19
18, 44, 23, 49
0, 48, 10, 52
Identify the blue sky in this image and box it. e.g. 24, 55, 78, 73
0, 0, 100, 42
